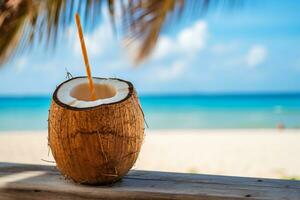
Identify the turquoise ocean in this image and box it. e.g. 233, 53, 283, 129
0, 94, 300, 131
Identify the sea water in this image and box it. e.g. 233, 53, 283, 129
0, 94, 300, 131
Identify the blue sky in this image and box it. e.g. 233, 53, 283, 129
1, 0, 300, 95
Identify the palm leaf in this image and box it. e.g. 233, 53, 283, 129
121, 0, 184, 63
0, 0, 103, 65
0, 0, 240, 65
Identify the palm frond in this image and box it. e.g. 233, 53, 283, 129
0, 0, 103, 65
121, 0, 184, 63
0, 0, 33, 64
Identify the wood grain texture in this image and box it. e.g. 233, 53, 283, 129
0, 163, 300, 200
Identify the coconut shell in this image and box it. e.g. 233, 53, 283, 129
48, 77, 145, 185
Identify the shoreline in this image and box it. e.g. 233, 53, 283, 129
1, 129, 299, 179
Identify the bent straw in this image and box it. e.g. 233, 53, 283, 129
75, 13, 96, 101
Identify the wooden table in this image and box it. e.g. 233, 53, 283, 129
0, 162, 299, 200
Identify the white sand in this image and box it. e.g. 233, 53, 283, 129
0, 129, 299, 179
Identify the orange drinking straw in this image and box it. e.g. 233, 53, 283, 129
75, 13, 96, 101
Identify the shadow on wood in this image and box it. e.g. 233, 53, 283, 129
0, 162, 300, 200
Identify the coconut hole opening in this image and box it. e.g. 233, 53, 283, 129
70, 83, 117, 101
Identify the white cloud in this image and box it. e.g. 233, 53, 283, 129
152, 36, 174, 60
151, 20, 208, 60
245, 45, 267, 67
149, 21, 208, 81
156, 60, 186, 81
177, 21, 207, 52
213, 44, 268, 70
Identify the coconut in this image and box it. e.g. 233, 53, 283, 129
48, 76, 145, 185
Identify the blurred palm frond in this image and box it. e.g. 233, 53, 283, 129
121, 0, 185, 63
0, 0, 103, 65
0, 0, 239, 65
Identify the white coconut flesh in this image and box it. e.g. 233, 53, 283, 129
57, 78, 130, 108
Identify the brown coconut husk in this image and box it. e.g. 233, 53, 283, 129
48, 77, 145, 185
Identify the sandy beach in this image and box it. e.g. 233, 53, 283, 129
0, 129, 299, 179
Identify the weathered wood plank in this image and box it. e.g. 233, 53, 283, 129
0, 162, 299, 200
